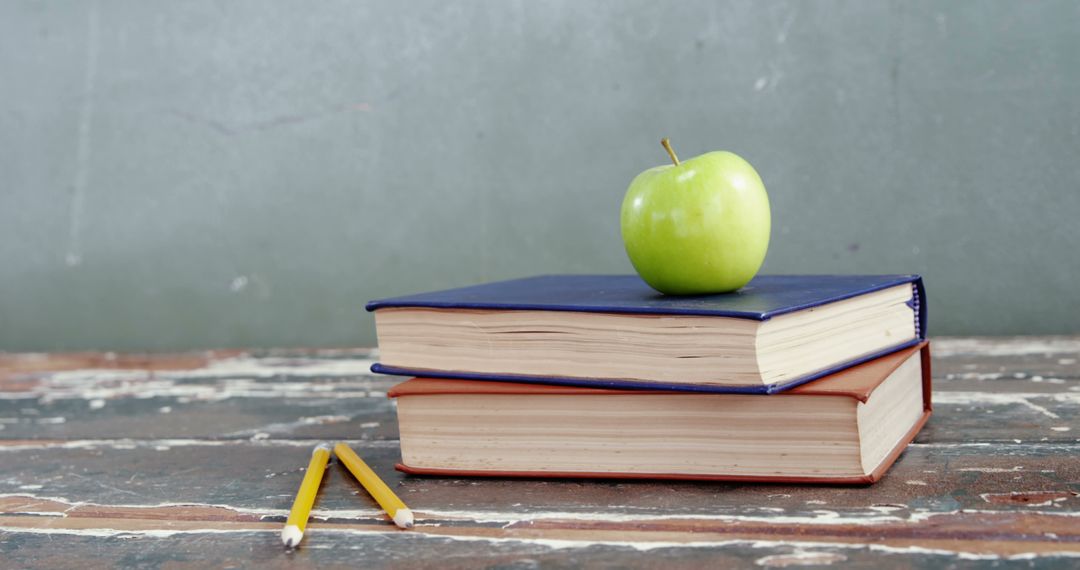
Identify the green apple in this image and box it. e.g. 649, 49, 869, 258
620, 139, 771, 295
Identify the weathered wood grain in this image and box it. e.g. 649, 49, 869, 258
0, 471, 1077, 559
0, 440, 1076, 517
0, 350, 399, 441
9, 531, 1077, 570
0, 337, 1078, 567
2, 384, 1075, 443
0, 341, 1076, 443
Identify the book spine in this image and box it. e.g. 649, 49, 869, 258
907, 277, 927, 339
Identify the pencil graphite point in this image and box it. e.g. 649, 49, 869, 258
393, 508, 414, 530
281, 524, 304, 548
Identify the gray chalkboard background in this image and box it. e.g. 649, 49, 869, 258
2, 1, 1078, 351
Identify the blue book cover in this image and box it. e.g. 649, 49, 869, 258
367, 274, 926, 394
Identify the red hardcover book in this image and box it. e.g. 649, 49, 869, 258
389, 342, 932, 484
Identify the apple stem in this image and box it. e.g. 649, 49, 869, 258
661, 138, 680, 166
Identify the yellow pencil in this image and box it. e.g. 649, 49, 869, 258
281, 443, 332, 548
333, 442, 413, 529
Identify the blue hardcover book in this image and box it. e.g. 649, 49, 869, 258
367, 274, 926, 394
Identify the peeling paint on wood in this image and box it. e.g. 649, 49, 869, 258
1, 494, 1078, 558
1, 338, 1079, 566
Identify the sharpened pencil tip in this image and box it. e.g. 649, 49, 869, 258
392, 508, 414, 530
281, 525, 304, 548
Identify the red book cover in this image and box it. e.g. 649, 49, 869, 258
390, 342, 932, 484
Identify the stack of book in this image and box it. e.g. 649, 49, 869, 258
366, 274, 930, 484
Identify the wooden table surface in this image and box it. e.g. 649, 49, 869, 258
1, 337, 1078, 568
